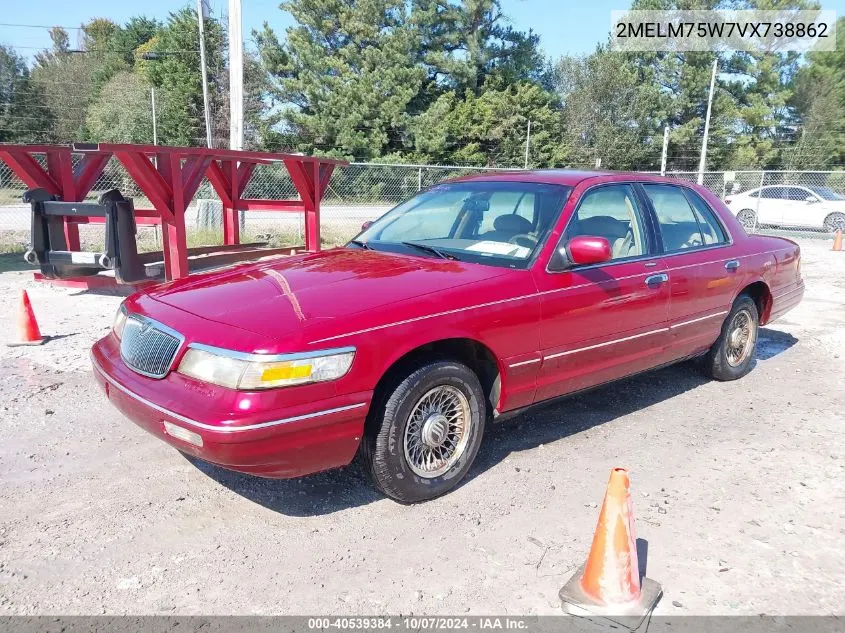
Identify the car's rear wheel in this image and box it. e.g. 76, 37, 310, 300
703, 294, 759, 381
736, 209, 757, 231
823, 212, 845, 233
362, 360, 485, 502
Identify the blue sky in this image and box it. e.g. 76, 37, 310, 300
1, 0, 842, 61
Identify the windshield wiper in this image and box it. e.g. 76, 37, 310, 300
401, 241, 459, 260
348, 239, 374, 250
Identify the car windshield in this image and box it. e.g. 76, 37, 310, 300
351, 181, 571, 268
808, 186, 845, 201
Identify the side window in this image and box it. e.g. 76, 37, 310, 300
684, 189, 728, 245
760, 187, 781, 199
643, 184, 707, 252
562, 184, 648, 261
787, 187, 811, 201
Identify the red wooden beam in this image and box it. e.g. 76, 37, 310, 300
282, 158, 315, 209
89, 143, 348, 167
0, 149, 61, 195
73, 152, 112, 199
319, 163, 336, 193
206, 160, 233, 207
181, 155, 213, 203
114, 150, 174, 221
238, 200, 305, 211
236, 162, 255, 196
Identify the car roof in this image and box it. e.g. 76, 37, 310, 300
448, 169, 697, 188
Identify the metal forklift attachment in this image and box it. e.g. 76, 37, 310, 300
24, 188, 148, 283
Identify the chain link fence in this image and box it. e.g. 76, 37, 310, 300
0, 157, 519, 253
1, 156, 844, 254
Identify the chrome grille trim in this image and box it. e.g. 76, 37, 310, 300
119, 314, 185, 379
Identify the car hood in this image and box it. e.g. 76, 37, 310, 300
144, 248, 511, 346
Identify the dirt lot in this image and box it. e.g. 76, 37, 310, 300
0, 236, 843, 616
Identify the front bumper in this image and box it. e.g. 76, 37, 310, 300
91, 335, 371, 478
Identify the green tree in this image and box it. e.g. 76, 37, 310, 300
0, 45, 54, 143
788, 16, 845, 168
256, 0, 549, 162
256, 0, 425, 160
106, 16, 161, 66
139, 8, 225, 146
411, 0, 546, 98
554, 48, 665, 170
623, 0, 819, 170
412, 80, 565, 167
30, 19, 129, 142
86, 71, 154, 143
31, 28, 97, 141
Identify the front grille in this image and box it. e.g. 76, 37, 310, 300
120, 315, 183, 378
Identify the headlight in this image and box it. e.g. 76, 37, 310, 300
176, 345, 355, 390
113, 304, 128, 339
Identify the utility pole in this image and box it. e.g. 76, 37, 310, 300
150, 88, 158, 146
196, 0, 213, 148
523, 119, 531, 169
660, 125, 669, 176
697, 58, 718, 185
228, 0, 244, 151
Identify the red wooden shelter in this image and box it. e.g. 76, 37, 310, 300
0, 143, 346, 283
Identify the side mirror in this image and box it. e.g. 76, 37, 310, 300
805, 196, 818, 203
361, 220, 373, 231
548, 235, 612, 271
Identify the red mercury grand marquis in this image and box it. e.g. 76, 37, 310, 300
92, 170, 804, 502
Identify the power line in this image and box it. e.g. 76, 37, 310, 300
0, 22, 87, 29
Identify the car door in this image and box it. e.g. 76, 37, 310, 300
531, 183, 672, 403
639, 183, 743, 360
756, 186, 786, 225
774, 186, 808, 227
783, 186, 820, 228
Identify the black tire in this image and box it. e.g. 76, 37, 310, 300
703, 294, 759, 381
823, 212, 845, 233
361, 360, 486, 503
736, 209, 757, 231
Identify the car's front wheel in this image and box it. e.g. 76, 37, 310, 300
703, 294, 759, 381
362, 360, 486, 502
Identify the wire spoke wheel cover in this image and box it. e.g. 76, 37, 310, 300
737, 210, 756, 230
725, 308, 755, 367
403, 385, 472, 478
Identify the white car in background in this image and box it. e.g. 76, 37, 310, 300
725, 184, 845, 233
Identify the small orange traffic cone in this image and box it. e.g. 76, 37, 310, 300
559, 468, 662, 627
833, 230, 843, 252
7, 290, 45, 347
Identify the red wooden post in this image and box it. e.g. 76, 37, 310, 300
46, 149, 81, 250
310, 160, 322, 251
159, 152, 189, 280
224, 160, 240, 245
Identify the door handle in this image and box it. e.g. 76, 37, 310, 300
645, 273, 669, 286
725, 259, 740, 271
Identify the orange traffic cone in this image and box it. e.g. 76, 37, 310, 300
833, 230, 843, 252
559, 468, 662, 627
7, 290, 45, 347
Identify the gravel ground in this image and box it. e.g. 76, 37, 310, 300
0, 236, 843, 616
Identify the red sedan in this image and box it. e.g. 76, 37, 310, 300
91, 170, 804, 502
